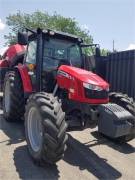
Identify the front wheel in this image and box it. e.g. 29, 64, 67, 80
25, 92, 68, 165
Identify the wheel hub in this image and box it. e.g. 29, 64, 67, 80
27, 107, 43, 152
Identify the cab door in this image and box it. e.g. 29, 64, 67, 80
25, 40, 37, 90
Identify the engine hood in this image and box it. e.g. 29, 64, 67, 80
58, 65, 109, 89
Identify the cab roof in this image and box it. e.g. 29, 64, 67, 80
27, 28, 83, 43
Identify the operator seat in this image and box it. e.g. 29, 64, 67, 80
42, 59, 70, 92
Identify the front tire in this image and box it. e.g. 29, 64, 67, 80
3, 71, 25, 122
25, 92, 68, 165
109, 92, 135, 143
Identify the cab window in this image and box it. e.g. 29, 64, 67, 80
26, 41, 37, 64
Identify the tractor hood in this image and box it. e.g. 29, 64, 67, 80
58, 65, 109, 89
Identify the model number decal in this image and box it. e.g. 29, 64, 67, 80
58, 70, 71, 79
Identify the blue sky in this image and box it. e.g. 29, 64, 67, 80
0, 0, 135, 52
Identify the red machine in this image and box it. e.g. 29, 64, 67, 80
0, 28, 135, 166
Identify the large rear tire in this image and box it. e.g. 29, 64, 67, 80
109, 92, 135, 143
3, 71, 25, 122
25, 92, 68, 165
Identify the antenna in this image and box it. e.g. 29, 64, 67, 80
113, 40, 115, 52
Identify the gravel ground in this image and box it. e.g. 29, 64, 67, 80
0, 96, 135, 180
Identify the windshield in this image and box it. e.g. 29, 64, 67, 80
43, 38, 82, 71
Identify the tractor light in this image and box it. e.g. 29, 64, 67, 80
83, 82, 103, 91
49, 31, 55, 35
69, 88, 75, 93
43, 29, 48, 33
78, 38, 82, 42
27, 63, 36, 71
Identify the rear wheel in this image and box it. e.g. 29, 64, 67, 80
3, 71, 25, 122
109, 92, 135, 143
25, 92, 68, 165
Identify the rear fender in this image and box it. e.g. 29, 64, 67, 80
0, 60, 10, 91
0, 59, 9, 67
16, 64, 33, 93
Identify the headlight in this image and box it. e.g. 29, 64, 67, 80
83, 82, 103, 91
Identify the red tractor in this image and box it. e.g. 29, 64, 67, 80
0, 28, 135, 165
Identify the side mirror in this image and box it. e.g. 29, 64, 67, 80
18, 32, 28, 45
95, 47, 101, 57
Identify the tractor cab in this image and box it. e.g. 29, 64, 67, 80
18, 28, 100, 93
41, 31, 83, 92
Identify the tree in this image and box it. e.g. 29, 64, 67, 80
4, 11, 93, 47
100, 48, 110, 56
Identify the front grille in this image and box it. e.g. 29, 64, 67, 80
84, 88, 108, 99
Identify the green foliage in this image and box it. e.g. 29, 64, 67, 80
5, 11, 93, 46
100, 48, 110, 56
5, 11, 109, 56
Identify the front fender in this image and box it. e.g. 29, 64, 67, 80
16, 64, 33, 93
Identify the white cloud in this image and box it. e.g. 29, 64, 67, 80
0, 47, 8, 56
0, 19, 6, 30
126, 44, 135, 50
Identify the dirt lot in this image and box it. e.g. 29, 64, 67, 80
0, 95, 135, 180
